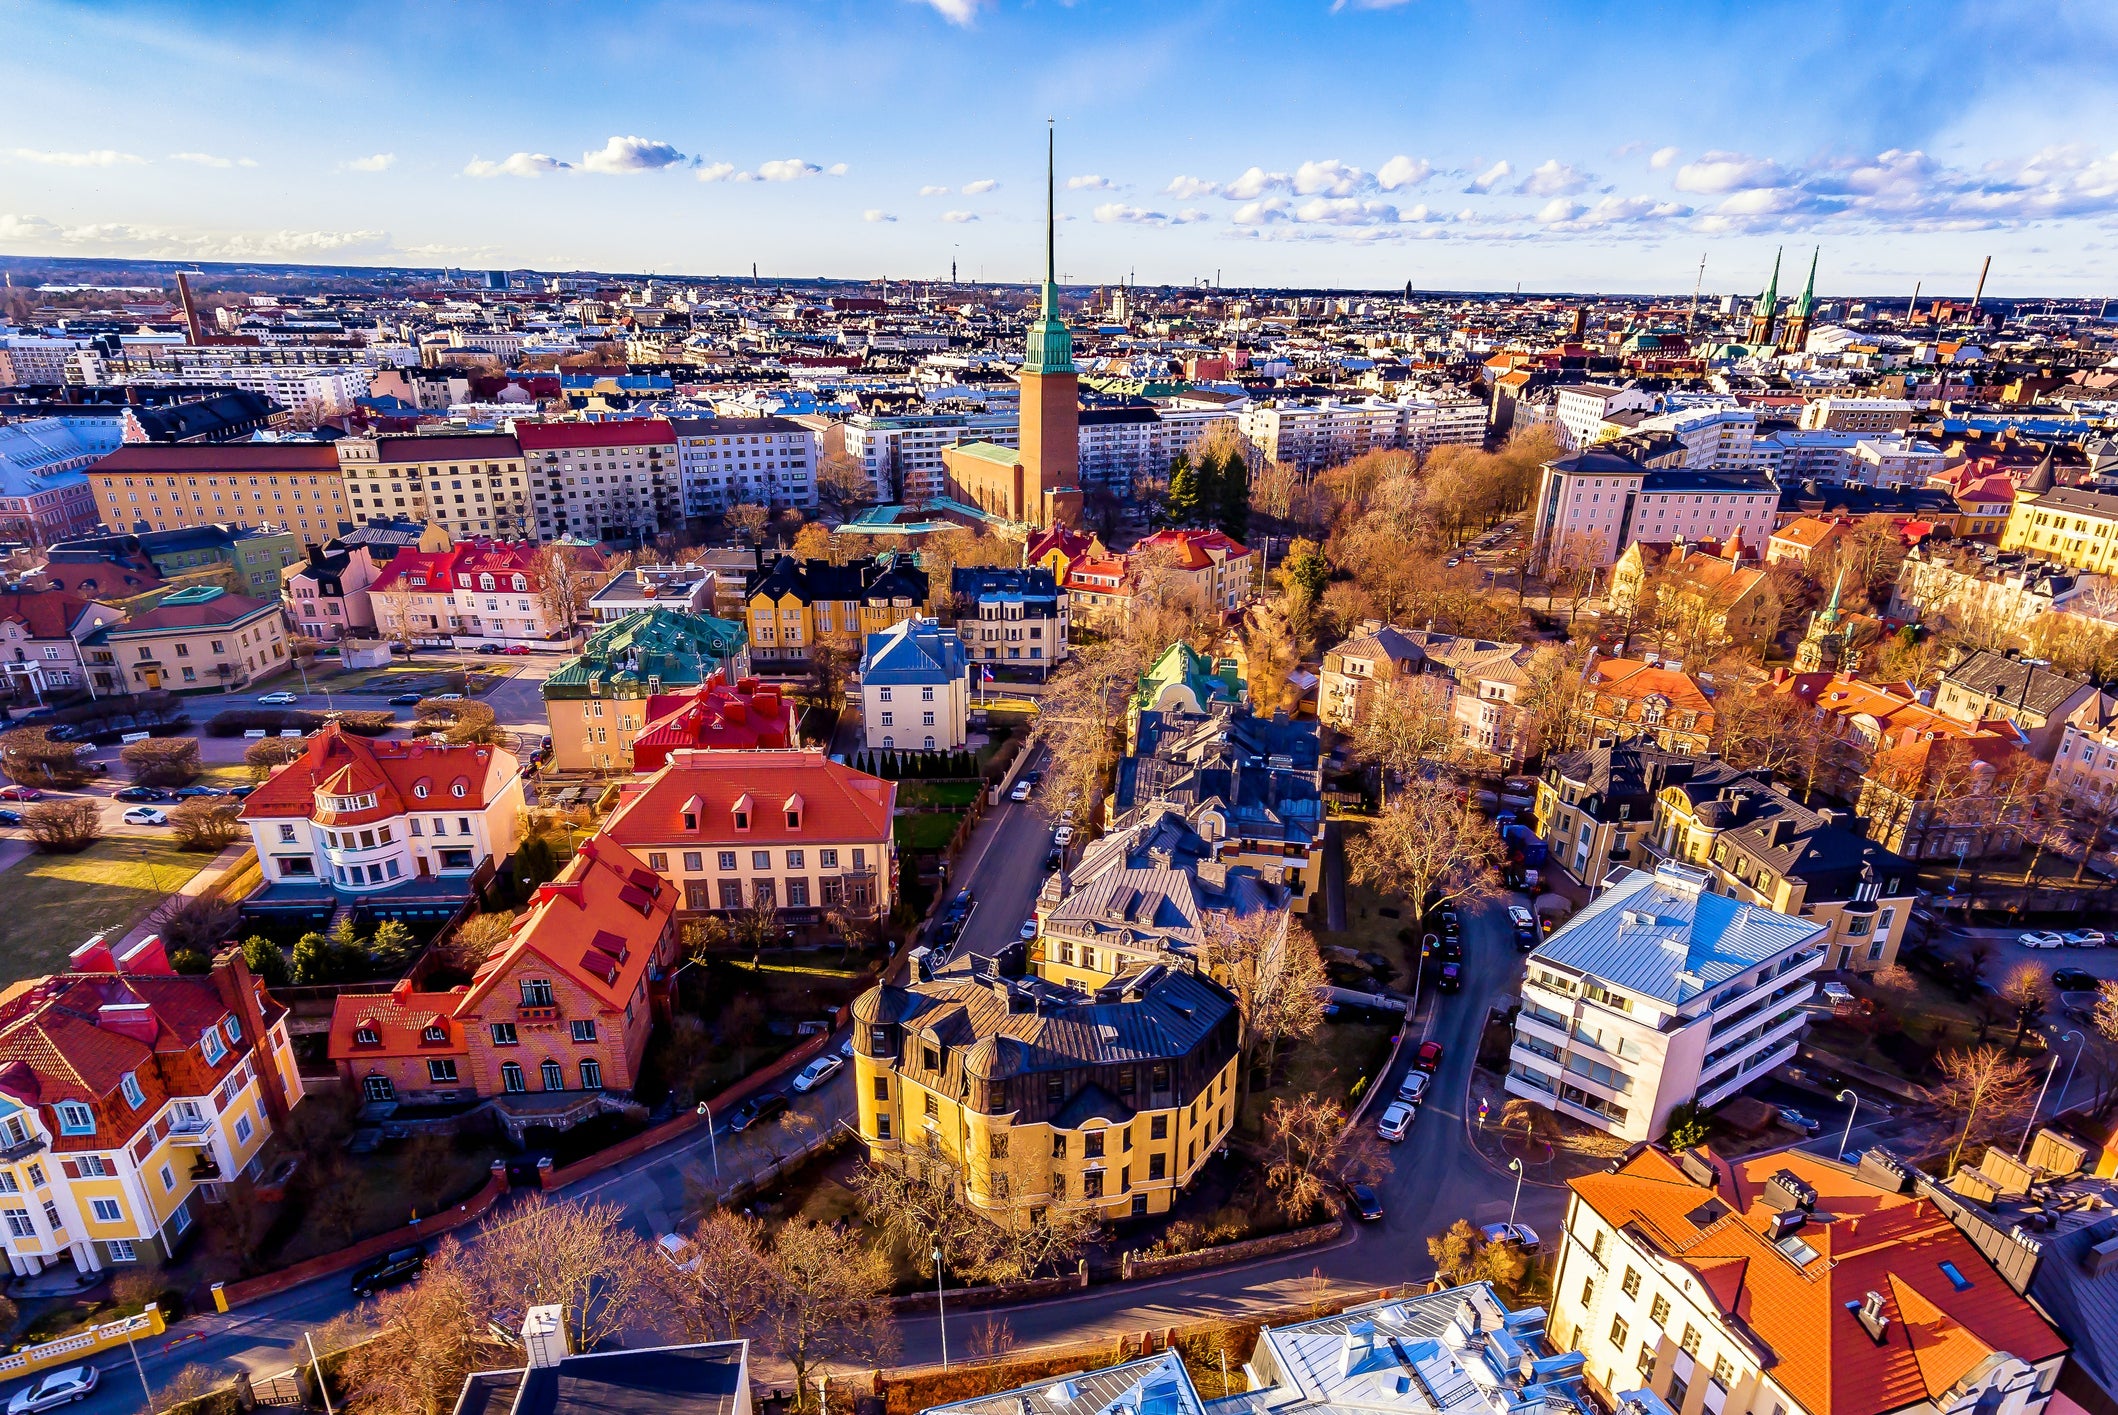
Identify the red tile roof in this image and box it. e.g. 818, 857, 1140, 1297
91, 444, 341, 474
326, 983, 470, 1061
1133, 527, 1253, 567
1571, 1146, 2066, 1415
463, 835, 674, 1012
238, 722, 519, 822
108, 588, 277, 632
604, 749, 894, 847
514, 419, 677, 451
629, 673, 795, 772
0, 589, 91, 640
367, 539, 541, 596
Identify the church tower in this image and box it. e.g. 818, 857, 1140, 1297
1746, 247, 1782, 348
1795, 567, 1847, 673
1017, 122, 1081, 518
1779, 248, 1819, 354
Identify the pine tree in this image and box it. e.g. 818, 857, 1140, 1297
1192, 449, 1225, 529
1165, 453, 1200, 526
241, 935, 289, 988
1216, 451, 1251, 543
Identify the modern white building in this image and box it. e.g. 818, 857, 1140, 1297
1752, 428, 1863, 482
843, 410, 1018, 503
1556, 384, 1658, 450
670, 415, 817, 516
1628, 402, 1761, 471
1504, 859, 1825, 1142
1798, 396, 1918, 433
1849, 432, 1946, 489
1238, 392, 1484, 474
858, 616, 970, 754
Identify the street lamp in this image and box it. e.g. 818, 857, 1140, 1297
933, 1248, 948, 1368
1836, 1089, 1861, 1159
2020, 1049, 2066, 1158
1506, 1157, 1524, 1232
694, 1101, 721, 1185
2059, 1029, 2088, 1119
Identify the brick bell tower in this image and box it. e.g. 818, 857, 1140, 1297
1018, 121, 1082, 526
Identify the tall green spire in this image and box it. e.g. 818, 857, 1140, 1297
1822, 565, 1845, 622
1023, 120, 1075, 375
1794, 247, 1819, 317
1755, 246, 1782, 319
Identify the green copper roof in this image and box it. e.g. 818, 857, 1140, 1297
1133, 641, 1244, 713
542, 608, 748, 700
1793, 247, 1819, 318
1023, 123, 1075, 376
1754, 246, 1782, 318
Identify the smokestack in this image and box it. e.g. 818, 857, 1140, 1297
1970, 256, 1992, 317
176, 271, 204, 345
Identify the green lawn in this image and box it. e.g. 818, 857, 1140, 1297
5, 838, 207, 980
896, 780, 983, 808
893, 812, 964, 851
1238, 1020, 1394, 1136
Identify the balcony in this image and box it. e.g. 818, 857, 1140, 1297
1699, 1037, 1800, 1109
518, 1003, 560, 1022
1700, 1008, 1809, 1089
166, 1114, 214, 1146
1516, 1005, 1572, 1052
0, 1132, 45, 1163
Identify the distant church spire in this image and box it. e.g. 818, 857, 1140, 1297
1779, 247, 1820, 353
1022, 120, 1075, 376
1748, 247, 1783, 346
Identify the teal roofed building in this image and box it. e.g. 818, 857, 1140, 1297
541, 608, 751, 772
1131, 641, 1244, 733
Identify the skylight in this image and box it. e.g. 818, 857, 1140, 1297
1939, 1261, 1973, 1291
1774, 1232, 1820, 1266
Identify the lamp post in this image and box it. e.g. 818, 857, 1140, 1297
2059, 1029, 2088, 1119
2020, 1049, 2065, 1158
694, 1102, 721, 1185
1836, 1089, 1861, 1159
934, 1248, 948, 1368
1506, 1157, 1524, 1232
124, 1309, 156, 1415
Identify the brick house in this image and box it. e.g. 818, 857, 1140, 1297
327, 835, 677, 1124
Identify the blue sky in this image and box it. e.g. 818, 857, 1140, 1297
5, 0, 2118, 295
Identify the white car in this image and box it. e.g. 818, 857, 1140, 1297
1009, 780, 1033, 802
1052, 825, 1075, 846
1397, 1070, 1430, 1106
655, 1233, 700, 1273
1480, 1222, 1542, 1253
2064, 930, 2109, 948
1019, 918, 1039, 940
1377, 1100, 1414, 1143
1507, 905, 1535, 931
791, 1054, 844, 1093
122, 807, 168, 826
256, 691, 299, 705
8, 1366, 97, 1414
2019, 931, 2067, 949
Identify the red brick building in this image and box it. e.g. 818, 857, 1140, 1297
326, 835, 677, 1127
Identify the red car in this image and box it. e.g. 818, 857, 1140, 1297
0, 785, 43, 801
1415, 1040, 1445, 1072
505, 645, 532, 655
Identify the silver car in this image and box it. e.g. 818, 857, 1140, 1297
1377, 1100, 1414, 1142
8, 1367, 97, 1414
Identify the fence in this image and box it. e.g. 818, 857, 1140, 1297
0, 1306, 166, 1382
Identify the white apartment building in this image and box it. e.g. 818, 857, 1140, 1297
447, 329, 526, 359
1528, 452, 1781, 570
1849, 432, 1945, 488
103, 368, 369, 426
1798, 396, 1918, 433
1556, 384, 1658, 450
1505, 859, 1825, 1142
336, 431, 534, 541
1238, 394, 1484, 474
1752, 428, 1862, 482
0, 337, 92, 385
1630, 403, 1761, 471
670, 415, 817, 516
516, 419, 682, 542
842, 410, 1017, 503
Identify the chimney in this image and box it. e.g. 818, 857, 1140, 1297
522, 1306, 568, 1369
1850, 1291, 1891, 1345
115, 935, 174, 976
176, 270, 204, 345
69, 935, 118, 974
1339, 1322, 1376, 1377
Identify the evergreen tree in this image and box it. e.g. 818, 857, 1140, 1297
369, 919, 416, 970
1164, 452, 1200, 526
291, 931, 333, 985
1216, 451, 1251, 543
241, 935, 289, 988
1191, 449, 1226, 529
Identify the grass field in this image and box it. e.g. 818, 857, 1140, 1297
895, 780, 983, 808
893, 812, 964, 851
6, 837, 207, 980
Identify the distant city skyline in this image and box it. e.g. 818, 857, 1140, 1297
4, 0, 2117, 295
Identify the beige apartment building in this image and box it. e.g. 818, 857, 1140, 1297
80, 586, 290, 693
88, 445, 349, 544
336, 433, 535, 542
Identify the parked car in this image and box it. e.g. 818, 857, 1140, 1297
1052, 825, 1075, 846
173, 785, 226, 799
2053, 968, 2100, 992
114, 785, 168, 803
388, 692, 422, 706
476, 644, 503, 655
228, 784, 255, 798
7, 1365, 97, 1414
1777, 1106, 1821, 1136
1479, 1222, 1541, 1253
1437, 962, 1462, 992
1397, 1070, 1430, 1106
506, 645, 532, 655
431, 692, 465, 701
1009, 780, 1033, 802
791, 1054, 845, 1093
1376, 1100, 1415, 1142
256, 691, 299, 705
728, 1093, 789, 1132
1019, 917, 1039, 940
655, 1233, 701, 1273
2064, 930, 2109, 948
0, 810, 20, 827
945, 887, 974, 919
2019, 931, 2067, 949
1343, 1182, 1384, 1222
1043, 849, 1062, 872
351, 1246, 425, 1297
121, 807, 168, 826
1025, 768, 1044, 785
1415, 1040, 1445, 1071
0, 785, 43, 801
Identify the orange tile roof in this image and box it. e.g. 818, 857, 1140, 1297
1771, 517, 1849, 551
1587, 658, 1716, 723
1571, 1146, 2066, 1415
460, 834, 674, 1014
239, 722, 519, 822
603, 749, 894, 848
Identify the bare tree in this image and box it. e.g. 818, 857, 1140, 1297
662, 1209, 780, 1343
463, 1195, 661, 1353
1999, 964, 2049, 1051
1347, 778, 1507, 920
529, 543, 596, 637
764, 1218, 898, 1411
725, 503, 770, 545
440, 910, 517, 972
1261, 1095, 1389, 1223
340, 1244, 505, 1415
1351, 672, 1460, 788
815, 446, 875, 519
1922, 1045, 2040, 1175
1196, 909, 1326, 1106
169, 799, 243, 851
22, 798, 102, 853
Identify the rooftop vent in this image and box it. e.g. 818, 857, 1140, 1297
1856, 1149, 1914, 1194
2081, 1228, 2118, 1278
1679, 1150, 1719, 1189
1766, 1208, 1807, 1241
1765, 1169, 1819, 1212
1848, 1290, 1890, 1345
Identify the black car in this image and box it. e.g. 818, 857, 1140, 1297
476, 644, 503, 655
351, 1246, 425, 1297
1044, 849, 1063, 872
1344, 1182, 1383, 1222
728, 1093, 790, 1132
1437, 961, 1463, 993
1438, 938, 1463, 962
228, 784, 255, 798
114, 786, 168, 803
2053, 967, 2099, 992
387, 692, 422, 707
945, 888, 973, 920
173, 785, 226, 799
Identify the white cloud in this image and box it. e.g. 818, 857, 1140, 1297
696, 162, 738, 183
170, 152, 257, 168
912, 0, 990, 23
464, 151, 570, 178
756, 158, 825, 181
0, 212, 388, 260
1292, 159, 1369, 197
941, 209, 978, 223
9, 148, 147, 167
961, 177, 999, 195
1293, 196, 1399, 225
344, 153, 396, 173
827, 162, 848, 176
1535, 194, 1692, 231
1517, 159, 1591, 197
581, 135, 689, 173
863, 209, 897, 223
1376, 155, 1433, 191
1067, 174, 1114, 190
1224, 166, 1289, 200
1673, 150, 1787, 194
1231, 197, 1291, 226
1164, 175, 1219, 199
1095, 202, 1167, 224
919, 184, 952, 196
1462, 160, 1511, 193
1650, 145, 1681, 171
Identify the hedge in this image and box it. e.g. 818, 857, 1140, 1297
205, 709, 393, 738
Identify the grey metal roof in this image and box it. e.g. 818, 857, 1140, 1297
1047, 806, 1289, 956
1940, 650, 2091, 720
1529, 861, 1824, 1006
862, 617, 969, 683
924, 1351, 1204, 1415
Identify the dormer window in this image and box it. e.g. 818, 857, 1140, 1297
784, 793, 804, 831
55, 1101, 94, 1135
682, 793, 704, 831
422, 1024, 447, 1043
354, 1026, 379, 1046
732, 793, 754, 832
120, 1073, 144, 1109
200, 1025, 226, 1065
452, 782, 467, 798
414, 783, 429, 799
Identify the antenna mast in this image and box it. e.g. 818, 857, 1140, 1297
1687, 254, 1705, 330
